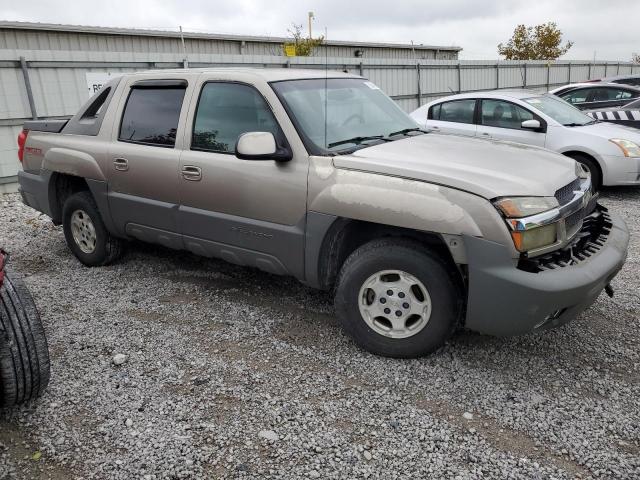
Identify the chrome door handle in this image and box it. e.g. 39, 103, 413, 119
113, 158, 129, 171
181, 165, 202, 181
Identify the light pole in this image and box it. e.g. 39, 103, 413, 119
308, 11, 315, 39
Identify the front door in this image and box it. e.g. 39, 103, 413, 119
475, 99, 547, 147
106, 77, 190, 247
178, 80, 308, 278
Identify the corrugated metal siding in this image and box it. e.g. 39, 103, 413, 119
0, 125, 21, 179
0, 67, 31, 119
0, 28, 457, 60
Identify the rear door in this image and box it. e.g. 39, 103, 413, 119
475, 99, 547, 147
106, 76, 193, 245
425, 99, 477, 136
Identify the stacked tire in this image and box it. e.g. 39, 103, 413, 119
0, 252, 50, 407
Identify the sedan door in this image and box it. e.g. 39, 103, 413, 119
475, 99, 547, 147
425, 99, 477, 136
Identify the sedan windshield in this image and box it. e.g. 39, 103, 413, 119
271, 78, 420, 154
524, 95, 595, 126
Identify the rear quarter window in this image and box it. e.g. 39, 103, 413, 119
428, 104, 441, 120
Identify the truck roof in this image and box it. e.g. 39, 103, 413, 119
126, 67, 362, 82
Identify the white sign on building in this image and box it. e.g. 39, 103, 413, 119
85, 72, 122, 96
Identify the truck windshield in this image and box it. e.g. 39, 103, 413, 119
524, 95, 595, 127
271, 78, 420, 154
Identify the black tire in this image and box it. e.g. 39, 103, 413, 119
566, 153, 601, 190
334, 238, 463, 358
0, 270, 50, 407
62, 191, 124, 267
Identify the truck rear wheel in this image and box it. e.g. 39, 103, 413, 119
334, 238, 462, 358
62, 191, 124, 267
0, 270, 50, 407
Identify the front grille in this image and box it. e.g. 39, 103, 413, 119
518, 206, 612, 273
554, 178, 581, 206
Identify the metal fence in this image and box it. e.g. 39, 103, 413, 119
1, 49, 638, 189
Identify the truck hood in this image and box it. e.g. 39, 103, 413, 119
332, 133, 577, 199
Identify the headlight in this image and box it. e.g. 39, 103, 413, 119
510, 224, 557, 252
493, 196, 558, 218
610, 138, 640, 157
493, 196, 560, 252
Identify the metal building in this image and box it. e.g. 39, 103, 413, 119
0, 21, 462, 60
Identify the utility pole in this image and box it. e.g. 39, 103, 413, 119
308, 11, 315, 38
180, 26, 188, 68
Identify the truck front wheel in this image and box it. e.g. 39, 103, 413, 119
62, 191, 124, 267
334, 238, 462, 358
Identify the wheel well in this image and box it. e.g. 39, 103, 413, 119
562, 151, 602, 179
317, 218, 460, 291
48, 173, 90, 225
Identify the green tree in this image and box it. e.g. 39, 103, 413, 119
498, 22, 573, 60
285, 23, 324, 57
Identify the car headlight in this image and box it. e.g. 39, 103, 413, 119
493, 196, 559, 252
493, 196, 558, 218
610, 138, 640, 157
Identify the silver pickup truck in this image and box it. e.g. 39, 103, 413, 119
16, 69, 629, 357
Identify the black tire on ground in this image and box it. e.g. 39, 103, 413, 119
0, 270, 50, 407
62, 191, 124, 267
566, 153, 602, 190
334, 238, 463, 358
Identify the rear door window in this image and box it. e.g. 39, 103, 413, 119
436, 99, 476, 124
119, 86, 186, 147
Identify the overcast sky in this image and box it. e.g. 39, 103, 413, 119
2, 0, 637, 60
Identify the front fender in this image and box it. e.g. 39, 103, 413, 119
310, 177, 482, 236
308, 158, 515, 252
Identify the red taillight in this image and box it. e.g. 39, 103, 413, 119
17, 129, 29, 163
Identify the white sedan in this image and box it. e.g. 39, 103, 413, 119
410, 90, 640, 188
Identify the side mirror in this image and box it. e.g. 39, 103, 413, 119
235, 132, 291, 161
521, 119, 541, 130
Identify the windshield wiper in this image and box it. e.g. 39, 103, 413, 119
563, 122, 593, 127
327, 135, 388, 148
387, 127, 429, 137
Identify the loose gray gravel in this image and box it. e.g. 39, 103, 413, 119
0, 188, 639, 479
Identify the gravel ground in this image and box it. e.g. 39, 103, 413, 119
0, 188, 638, 479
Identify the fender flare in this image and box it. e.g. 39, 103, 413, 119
43, 148, 105, 181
